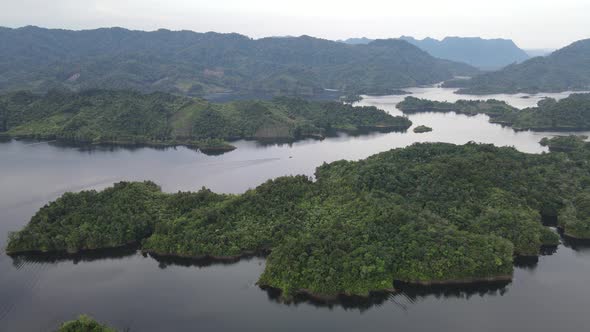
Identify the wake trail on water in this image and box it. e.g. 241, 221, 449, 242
171, 157, 282, 173
0, 259, 50, 323
1, 176, 124, 210
22, 140, 57, 146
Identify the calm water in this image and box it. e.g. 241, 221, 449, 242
1, 87, 590, 331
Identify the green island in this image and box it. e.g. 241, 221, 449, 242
442, 38, 590, 94
397, 93, 590, 131
397, 96, 517, 119
0, 90, 411, 153
413, 125, 433, 133
357, 88, 413, 96
56, 315, 116, 332
11, 140, 590, 298
540, 135, 589, 152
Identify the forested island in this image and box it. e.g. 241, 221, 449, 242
397, 96, 517, 118
0, 90, 411, 153
11, 140, 590, 298
540, 135, 589, 152
443, 38, 590, 94
397, 93, 590, 131
56, 315, 115, 332
413, 125, 433, 133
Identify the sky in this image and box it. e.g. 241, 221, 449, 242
1, 0, 588, 49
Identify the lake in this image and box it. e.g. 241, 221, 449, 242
1, 86, 590, 331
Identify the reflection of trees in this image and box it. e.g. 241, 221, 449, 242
147, 252, 268, 269
9, 244, 139, 269
561, 234, 590, 252
261, 280, 511, 312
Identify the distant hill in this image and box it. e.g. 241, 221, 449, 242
339, 37, 374, 45
399, 36, 530, 70
445, 39, 590, 94
341, 36, 529, 70
0, 26, 476, 97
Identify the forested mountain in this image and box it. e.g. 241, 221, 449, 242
341, 36, 529, 70
397, 93, 590, 131
0, 26, 476, 96
0, 89, 411, 152
399, 36, 529, 70
444, 39, 590, 94
13, 141, 590, 297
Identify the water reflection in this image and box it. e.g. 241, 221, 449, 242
8, 245, 139, 268
263, 287, 396, 311
560, 233, 590, 252
261, 280, 511, 312
148, 251, 269, 269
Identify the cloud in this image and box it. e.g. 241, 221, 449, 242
0, 0, 588, 48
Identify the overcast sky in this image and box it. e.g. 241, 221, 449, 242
1, 0, 588, 49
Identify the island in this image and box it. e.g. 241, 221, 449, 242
397, 93, 590, 131
12, 140, 590, 299
57, 315, 116, 332
413, 125, 433, 133
0, 90, 412, 153
397, 96, 517, 119
358, 88, 413, 96
540, 135, 588, 152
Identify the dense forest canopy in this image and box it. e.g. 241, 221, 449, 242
0, 90, 411, 152
11, 141, 590, 297
443, 39, 590, 94
413, 125, 433, 133
397, 93, 590, 131
540, 135, 589, 152
0, 26, 477, 96
56, 315, 116, 332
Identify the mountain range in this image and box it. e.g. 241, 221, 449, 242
0, 26, 477, 97
341, 36, 530, 70
445, 38, 590, 94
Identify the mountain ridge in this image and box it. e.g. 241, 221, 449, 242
0, 26, 476, 97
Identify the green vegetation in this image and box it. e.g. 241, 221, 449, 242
398, 94, 590, 131
0, 27, 476, 96
340, 94, 363, 103
6, 181, 165, 253
559, 193, 590, 239
505, 94, 590, 130
413, 125, 433, 133
0, 90, 411, 152
540, 135, 588, 152
397, 96, 517, 119
56, 315, 116, 332
443, 38, 590, 94
356, 88, 413, 96
11, 141, 590, 297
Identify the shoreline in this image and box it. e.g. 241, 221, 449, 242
141, 248, 271, 262
5, 242, 140, 257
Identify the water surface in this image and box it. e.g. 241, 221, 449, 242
1, 87, 590, 331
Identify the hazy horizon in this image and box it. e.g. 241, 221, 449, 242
1, 0, 588, 50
